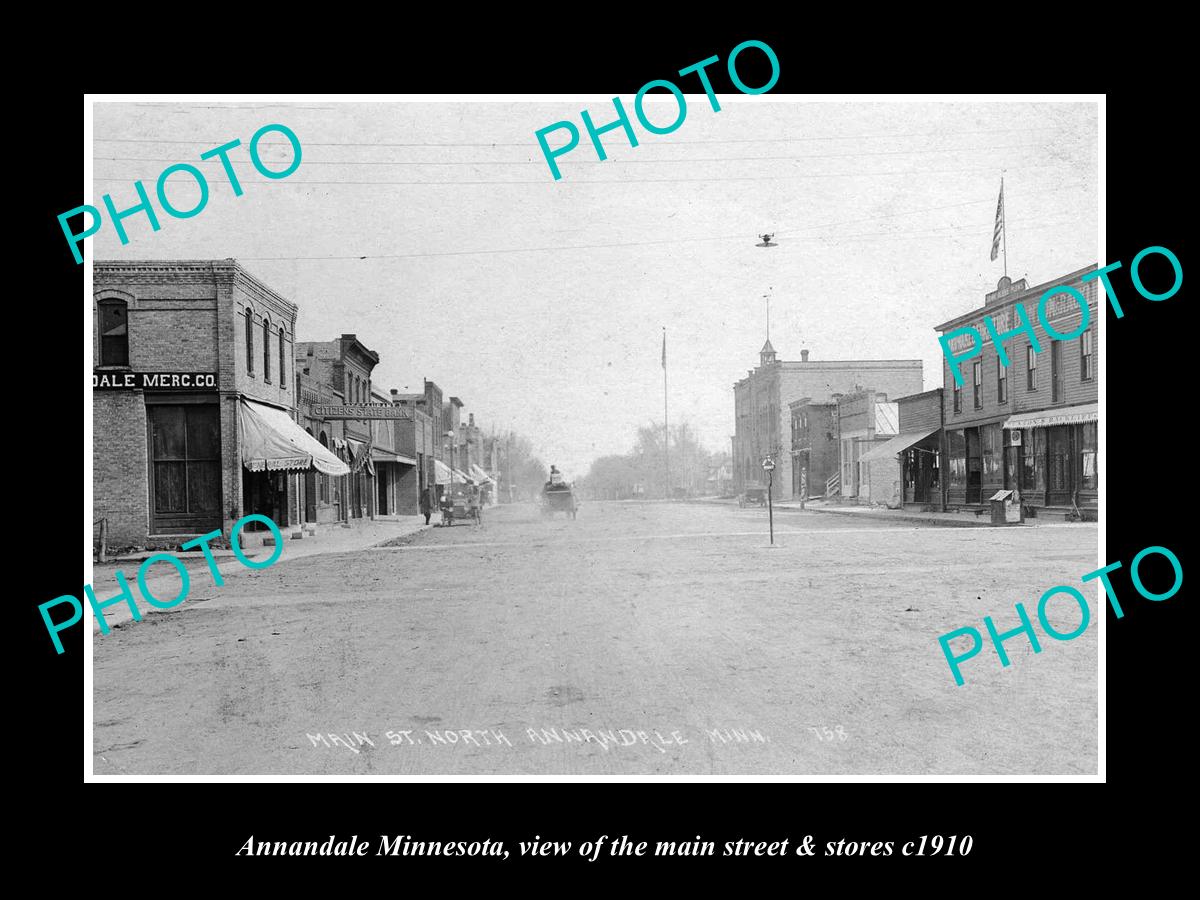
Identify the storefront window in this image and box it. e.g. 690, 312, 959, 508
148, 403, 221, 532
982, 423, 1003, 480
1080, 422, 1098, 491
1022, 428, 1046, 493
947, 429, 967, 491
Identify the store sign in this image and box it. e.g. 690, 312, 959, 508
312, 404, 411, 420
93, 371, 217, 390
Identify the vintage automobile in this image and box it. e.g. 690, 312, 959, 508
541, 482, 578, 519
738, 484, 769, 508
440, 483, 481, 525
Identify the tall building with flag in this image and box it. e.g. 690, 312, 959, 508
932, 267, 1098, 519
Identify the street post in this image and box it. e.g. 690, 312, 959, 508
762, 455, 776, 545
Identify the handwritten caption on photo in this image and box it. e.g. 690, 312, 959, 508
60, 123, 302, 264
306, 725, 774, 754
40, 514, 284, 654
535, 39, 780, 180
938, 544, 1183, 685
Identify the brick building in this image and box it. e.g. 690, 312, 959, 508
367, 389, 418, 516
934, 268, 1098, 518
296, 369, 348, 526
93, 259, 346, 550
787, 399, 837, 499
732, 342, 924, 498
391, 387, 440, 506
295, 336, 381, 521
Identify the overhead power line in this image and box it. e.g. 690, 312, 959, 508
93, 142, 1059, 166
91, 125, 1072, 148
235, 213, 1092, 262
91, 163, 1064, 187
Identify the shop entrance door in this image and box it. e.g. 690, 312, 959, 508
965, 427, 982, 504
1047, 425, 1072, 506
304, 470, 317, 522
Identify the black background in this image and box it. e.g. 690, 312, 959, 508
25, 23, 1186, 883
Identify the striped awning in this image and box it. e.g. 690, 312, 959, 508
1003, 403, 1098, 430
239, 400, 350, 476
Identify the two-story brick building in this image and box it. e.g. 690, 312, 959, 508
295, 336, 381, 521
390, 388, 439, 508
733, 341, 924, 498
93, 259, 347, 550
787, 398, 837, 499
934, 269, 1098, 518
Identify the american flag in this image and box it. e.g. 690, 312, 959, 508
990, 180, 1005, 262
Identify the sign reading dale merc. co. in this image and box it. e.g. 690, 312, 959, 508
93, 371, 217, 389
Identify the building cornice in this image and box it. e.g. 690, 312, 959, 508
934, 264, 1098, 333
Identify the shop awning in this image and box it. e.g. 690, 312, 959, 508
434, 459, 453, 484
859, 427, 940, 463
470, 464, 497, 485
240, 399, 350, 476
1003, 403, 1098, 430
371, 448, 417, 465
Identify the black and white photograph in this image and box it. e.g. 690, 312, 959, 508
81, 93, 1102, 778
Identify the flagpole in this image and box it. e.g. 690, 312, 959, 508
662, 326, 670, 502
1001, 173, 1008, 279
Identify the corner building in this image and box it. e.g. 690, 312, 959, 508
93, 259, 342, 549
934, 268, 1098, 518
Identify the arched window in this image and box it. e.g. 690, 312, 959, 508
245, 309, 254, 376
279, 327, 287, 387
97, 298, 129, 366
262, 317, 271, 383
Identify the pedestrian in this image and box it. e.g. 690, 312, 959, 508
419, 488, 431, 525
470, 485, 483, 526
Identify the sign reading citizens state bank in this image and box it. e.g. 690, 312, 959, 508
312, 404, 411, 420
93, 372, 217, 390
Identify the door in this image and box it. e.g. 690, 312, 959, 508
377, 468, 388, 515
1047, 425, 1072, 506
966, 427, 982, 504
147, 402, 221, 534
305, 470, 317, 522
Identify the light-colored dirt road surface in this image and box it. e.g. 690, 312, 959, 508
93, 502, 1098, 776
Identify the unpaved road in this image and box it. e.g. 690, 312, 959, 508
92, 502, 1098, 775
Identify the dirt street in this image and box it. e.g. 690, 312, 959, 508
92, 501, 1098, 775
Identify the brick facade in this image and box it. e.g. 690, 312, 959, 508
94, 260, 300, 550
733, 342, 923, 498
788, 399, 837, 499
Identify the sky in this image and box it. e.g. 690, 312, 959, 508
91, 99, 1098, 479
